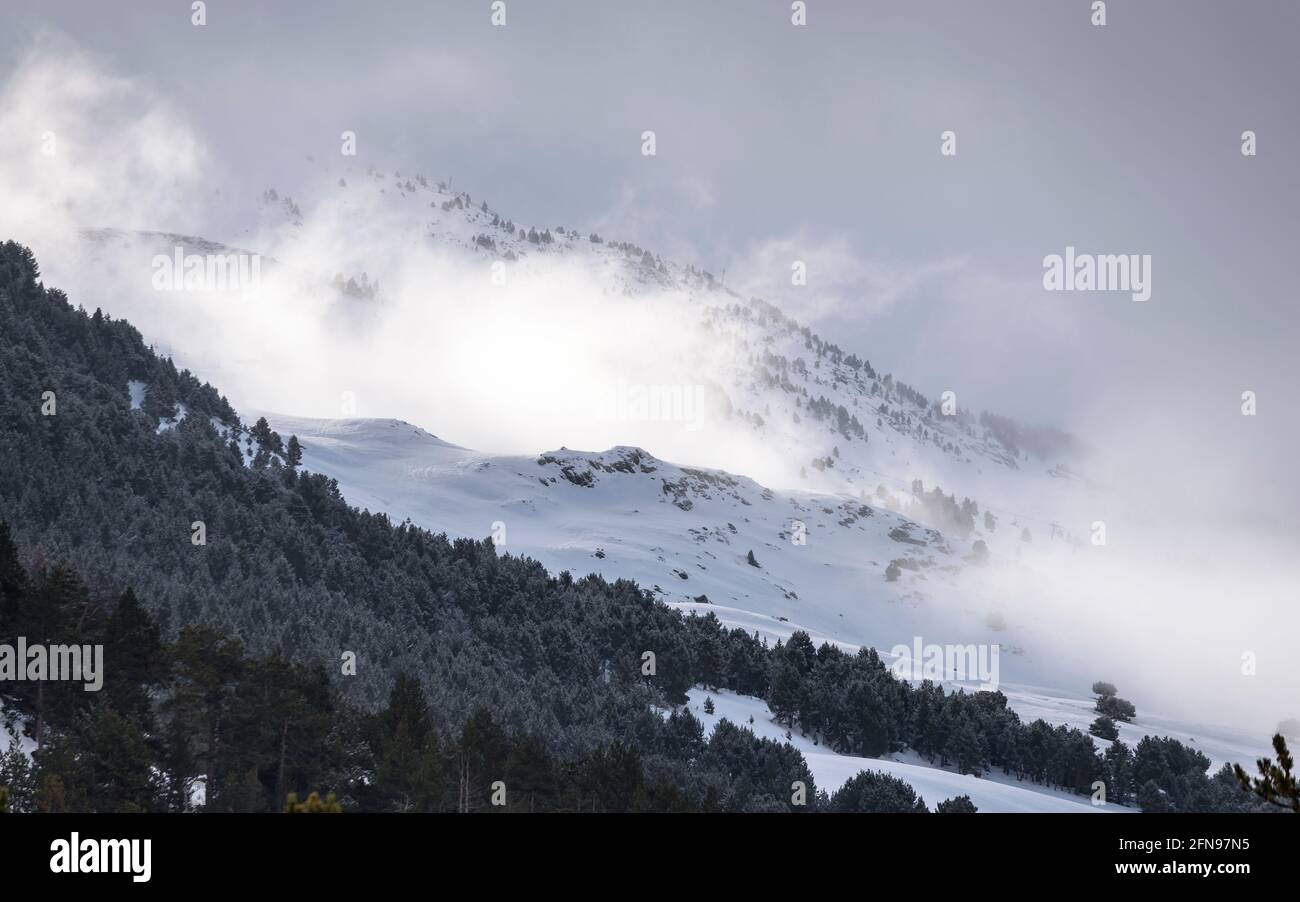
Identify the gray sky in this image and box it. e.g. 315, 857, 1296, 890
4, 0, 1298, 508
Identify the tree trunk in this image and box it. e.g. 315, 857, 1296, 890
34, 680, 44, 749
276, 718, 289, 810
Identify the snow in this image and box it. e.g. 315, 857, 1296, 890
679, 688, 1131, 813
127, 379, 146, 410
256, 411, 1014, 677
44, 160, 1279, 808
155, 402, 187, 433
1, 700, 35, 762
255, 411, 1253, 737
998, 684, 1265, 773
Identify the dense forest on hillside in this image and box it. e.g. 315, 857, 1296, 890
0, 241, 1269, 812
0, 529, 822, 813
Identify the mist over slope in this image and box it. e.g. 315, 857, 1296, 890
1, 43, 1293, 739
35, 163, 1287, 736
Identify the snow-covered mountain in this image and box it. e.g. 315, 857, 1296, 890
32, 160, 1278, 807
253, 413, 1001, 658
50, 160, 1106, 656
60, 161, 1097, 526
241, 411, 1266, 797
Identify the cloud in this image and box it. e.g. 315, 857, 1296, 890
727, 230, 965, 323
0, 33, 211, 241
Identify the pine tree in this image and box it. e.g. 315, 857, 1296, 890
1103, 739, 1135, 805
694, 621, 723, 690
102, 588, 166, 721
1089, 715, 1119, 741
828, 770, 928, 812
581, 742, 644, 812
234, 652, 331, 812
936, 794, 977, 813
703, 697, 715, 715
163, 625, 246, 809
1137, 778, 1173, 812
0, 521, 29, 637
945, 714, 988, 776
251, 416, 274, 446
1095, 694, 1137, 723
158, 717, 200, 812
1092, 681, 1135, 721
1234, 734, 1299, 812
504, 734, 558, 812
18, 565, 87, 748
373, 673, 441, 811
768, 657, 802, 727
76, 706, 164, 812
455, 707, 509, 813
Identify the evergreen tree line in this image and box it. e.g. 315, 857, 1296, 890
0, 535, 983, 813
758, 633, 1266, 810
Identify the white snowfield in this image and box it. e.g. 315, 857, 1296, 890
246, 413, 1081, 696
253, 413, 1004, 663
248, 413, 1087, 694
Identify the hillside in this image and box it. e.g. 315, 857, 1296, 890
252, 412, 994, 659
1, 240, 1274, 812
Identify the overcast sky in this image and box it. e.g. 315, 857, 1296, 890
3, 0, 1297, 513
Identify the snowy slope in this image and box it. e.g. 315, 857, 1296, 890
257, 412, 1269, 779
36, 156, 1280, 804
48, 165, 1097, 671
679, 688, 1130, 813
256, 412, 1016, 674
